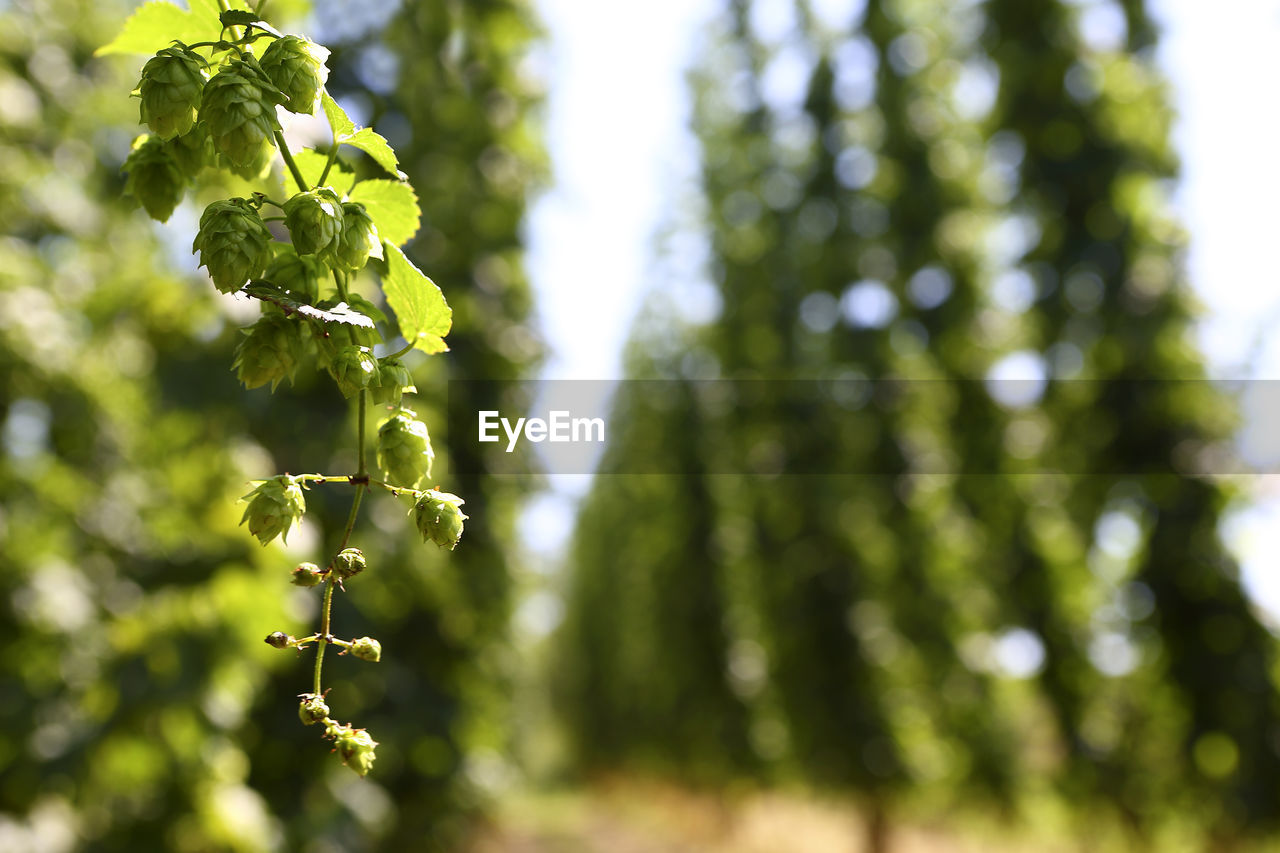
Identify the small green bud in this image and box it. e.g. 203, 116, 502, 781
258, 34, 330, 114
329, 345, 378, 397
298, 693, 329, 725
331, 202, 381, 272
332, 547, 365, 580
263, 246, 327, 303
326, 722, 378, 776
291, 562, 324, 587
377, 409, 434, 489
240, 474, 307, 545
265, 631, 294, 649
123, 135, 185, 222
198, 59, 284, 171
283, 187, 344, 257
370, 359, 413, 406
412, 490, 467, 550
350, 637, 381, 663
192, 198, 273, 293
233, 314, 304, 391
137, 45, 208, 140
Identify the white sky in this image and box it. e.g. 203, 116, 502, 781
521, 0, 1280, 618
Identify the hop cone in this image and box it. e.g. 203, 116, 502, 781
192, 198, 273, 293
377, 410, 434, 488
329, 345, 377, 397
412, 490, 467, 550
326, 722, 377, 776
137, 45, 208, 139
370, 359, 412, 406
123, 135, 185, 222
331, 202, 380, 272
198, 59, 284, 172
240, 475, 306, 545
168, 127, 212, 176
264, 246, 327, 303
259, 34, 330, 114
283, 187, 344, 257
350, 637, 381, 663
233, 314, 304, 390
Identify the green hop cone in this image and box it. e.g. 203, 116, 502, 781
370, 359, 413, 406
298, 693, 329, 726
326, 722, 378, 777
136, 45, 208, 139
331, 202, 381, 272
123, 135, 185, 222
263, 246, 327, 303
350, 637, 381, 663
329, 345, 377, 397
412, 490, 467, 550
233, 314, 304, 390
192, 198, 273, 293
240, 474, 307, 545
291, 562, 324, 587
258, 34, 330, 114
168, 127, 213, 176
284, 187, 344, 257
332, 547, 365, 580
377, 409, 434, 489
198, 59, 284, 172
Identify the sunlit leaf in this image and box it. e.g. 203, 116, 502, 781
380, 244, 450, 354
244, 281, 375, 328
95, 0, 221, 56
349, 180, 420, 247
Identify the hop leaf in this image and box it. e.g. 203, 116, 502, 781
263, 246, 328, 303
123, 135, 185, 222
137, 45, 208, 140
330, 202, 381, 272
332, 547, 366, 580
298, 693, 329, 726
377, 409, 433, 489
240, 475, 307, 545
284, 187, 344, 257
329, 345, 378, 397
370, 359, 413, 407
326, 721, 378, 776
192, 198, 273, 293
198, 59, 284, 173
259, 34, 330, 114
350, 637, 381, 663
412, 490, 467, 550
233, 314, 304, 390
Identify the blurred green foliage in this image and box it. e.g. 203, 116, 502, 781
0, 0, 542, 849
555, 0, 1280, 848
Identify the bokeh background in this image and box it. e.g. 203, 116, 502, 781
4, 0, 1280, 850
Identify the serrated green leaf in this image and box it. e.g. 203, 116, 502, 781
321, 91, 355, 139
320, 92, 404, 179
349, 180, 420, 247
343, 128, 403, 179
292, 148, 352, 191
381, 244, 451, 354
96, 0, 222, 56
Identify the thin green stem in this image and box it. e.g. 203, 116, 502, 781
384, 340, 415, 361
318, 142, 340, 187
333, 269, 349, 302
275, 131, 309, 193
313, 580, 334, 695
311, 390, 369, 698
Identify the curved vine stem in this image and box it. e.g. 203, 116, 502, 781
275, 130, 309, 193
